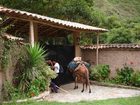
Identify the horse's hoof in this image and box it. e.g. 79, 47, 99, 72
81, 90, 84, 92
89, 90, 91, 93
74, 86, 78, 89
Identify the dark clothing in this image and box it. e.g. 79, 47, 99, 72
67, 60, 78, 70
50, 82, 58, 93
59, 65, 64, 73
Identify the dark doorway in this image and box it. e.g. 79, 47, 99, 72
45, 45, 75, 85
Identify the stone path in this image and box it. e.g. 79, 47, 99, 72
44, 83, 140, 102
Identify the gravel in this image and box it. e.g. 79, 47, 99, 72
44, 83, 140, 102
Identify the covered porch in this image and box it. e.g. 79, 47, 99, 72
0, 6, 108, 66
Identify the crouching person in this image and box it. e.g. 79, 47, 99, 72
49, 60, 64, 93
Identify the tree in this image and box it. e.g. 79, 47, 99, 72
1, 0, 140, 44
107, 27, 134, 44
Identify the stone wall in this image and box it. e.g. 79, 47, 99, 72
81, 48, 140, 76
0, 36, 24, 97
0, 72, 2, 95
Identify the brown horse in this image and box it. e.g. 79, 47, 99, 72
73, 63, 91, 93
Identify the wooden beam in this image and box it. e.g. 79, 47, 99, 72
73, 32, 81, 57
29, 21, 38, 46
29, 21, 35, 47
96, 32, 99, 65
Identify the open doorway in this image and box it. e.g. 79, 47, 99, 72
40, 36, 75, 85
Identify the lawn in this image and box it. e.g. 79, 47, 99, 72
3, 96, 140, 105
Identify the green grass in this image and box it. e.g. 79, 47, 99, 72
3, 96, 140, 105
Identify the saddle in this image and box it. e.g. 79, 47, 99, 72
68, 60, 90, 72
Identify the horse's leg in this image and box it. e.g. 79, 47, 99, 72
84, 66, 91, 93
74, 76, 78, 89
88, 81, 91, 93
81, 83, 84, 92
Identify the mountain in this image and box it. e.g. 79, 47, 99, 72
93, 0, 140, 19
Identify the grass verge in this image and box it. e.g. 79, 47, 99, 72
2, 96, 140, 105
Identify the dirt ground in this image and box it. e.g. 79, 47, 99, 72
44, 83, 140, 102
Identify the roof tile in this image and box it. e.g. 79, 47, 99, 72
80, 44, 140, 49
0, 6, 108, 32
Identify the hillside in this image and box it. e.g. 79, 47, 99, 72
0, 0, 140, 44
94, 0, 140, 19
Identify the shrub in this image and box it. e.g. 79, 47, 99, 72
1, 40, 11, 71
13, 43, 56, 97
131, 71, 140, 87
90, 64, 110, 81
114, 65, 134, 85
3, 81, 23, 101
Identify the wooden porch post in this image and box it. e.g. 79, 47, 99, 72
96, 32, 99, 65
29, 21, 38, 47
73, 32, 81, 57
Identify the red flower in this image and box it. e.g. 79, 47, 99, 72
31, 92, 35, 97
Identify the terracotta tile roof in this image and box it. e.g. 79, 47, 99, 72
2, 33, 24, 41
0, 6, 108, 32
80, 44, 140, 49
